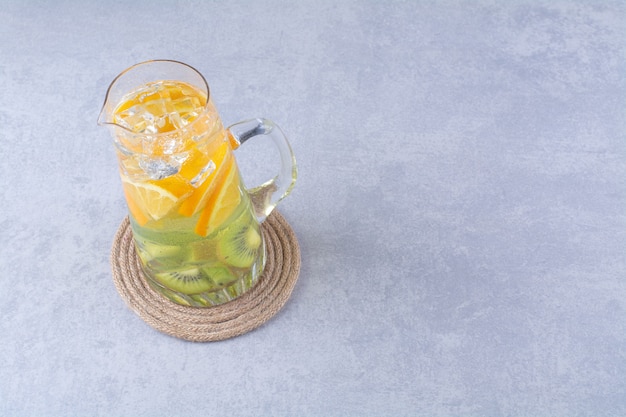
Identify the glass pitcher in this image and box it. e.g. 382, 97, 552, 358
98, 60, 296, 307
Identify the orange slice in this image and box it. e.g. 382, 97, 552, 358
177, 148, 210, 182
194, 160, 242, 237
178, 141, 230, 216
177, 139, 222, 182
122, 186, 151, 226
122, 176, 192, 222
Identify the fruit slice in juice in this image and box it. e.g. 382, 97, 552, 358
121, 175, 193, 223
122, 185, 151, 226
216, 212, 261, 268
194, 158, 241, 237
178, 141, 230, 217
153, 267, 213, 294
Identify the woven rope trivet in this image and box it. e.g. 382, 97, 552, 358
110, 211, 301, 342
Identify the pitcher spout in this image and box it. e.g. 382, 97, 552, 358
97, 77, 122, 129
97, 103, 129, 135
97, 106, 111, 127
97, 82, 117, 129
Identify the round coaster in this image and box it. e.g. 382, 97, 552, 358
110, 211, 301, 342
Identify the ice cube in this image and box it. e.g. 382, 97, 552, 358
168, 111, 186, 130
120, 155, 149, 181
171, 97, 197, 114
139, 157, 180, 180
160, 137, 181, 155
144, 98, 169, 117
137, 83, 164, 103
190, 160, 216, 187
115, 104, 147, 132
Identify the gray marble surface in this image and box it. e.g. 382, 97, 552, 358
1, 1, 625, 416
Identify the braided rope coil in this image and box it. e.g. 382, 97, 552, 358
110, 211, 301, 342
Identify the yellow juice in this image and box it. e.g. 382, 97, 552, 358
113, 80, 264, 306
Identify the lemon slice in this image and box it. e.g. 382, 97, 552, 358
194, 160, 242, 237
122, 177, 190, 222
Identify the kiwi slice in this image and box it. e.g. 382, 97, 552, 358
187, 238, 217, 264
138, 241, 181, 261
216, 221, 262, 268
202, 265, 236, 287
153, 267, 212, 294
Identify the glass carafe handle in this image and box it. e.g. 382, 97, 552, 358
227, 118, 297, 222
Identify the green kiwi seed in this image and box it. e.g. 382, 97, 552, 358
153, 267, 212, 295
216, 222, 262, 268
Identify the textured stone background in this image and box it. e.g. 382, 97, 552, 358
1, 1, 625, 416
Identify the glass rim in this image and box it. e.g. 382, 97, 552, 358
97, 59, 212, 138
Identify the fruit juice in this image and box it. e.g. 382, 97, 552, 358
113, 80, 265, 307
